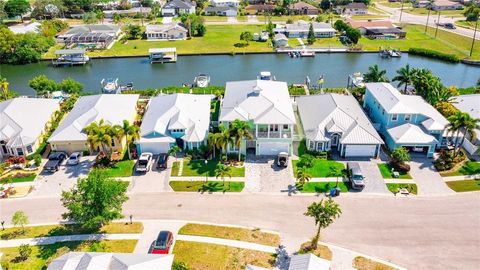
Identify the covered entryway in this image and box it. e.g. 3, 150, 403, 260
344, 144, 377, 157
257, 142, 290, 156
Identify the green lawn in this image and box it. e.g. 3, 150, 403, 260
446, 180, 480, 192
173, 240, 274, 270
377, 163, 412, 179
175, 158, 245, 177
101, 160, 135, 178
308, 37, 345, 48
0, 173, 36, 183
458, 87, 479, 95
358, 24, 480, 60
441, 162, 480, 177
404, 7, 466, 17
169, 181, 245, 192
292, 159, 345, 177
386, 183, 418, 195
0, 222, 143, 240
296, 181, 350, 193
203, 15, 228, 22
178, 223, 280, 246
0, 240, 137, 270
455, 20, 477, 30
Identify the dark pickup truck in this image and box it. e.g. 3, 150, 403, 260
44, 152, 67, 172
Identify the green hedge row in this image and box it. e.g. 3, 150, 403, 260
408, 48, 460, 63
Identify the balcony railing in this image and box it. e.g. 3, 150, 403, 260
256, 131, 292, 139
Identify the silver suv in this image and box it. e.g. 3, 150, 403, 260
347, 162, 365, 190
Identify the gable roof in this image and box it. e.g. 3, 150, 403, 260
387, 123, 438, 144
365, 83, 448, 131
0, 98, 60, 147
297, 94, 383, 145
64, 24, 120, 35
47, 252, 174, 270
347, 19, 395, 29
49, 94, 139, 143
452, 94, 480, 119
140, 94, 212, 143
289, 2, 317, 10
288, 253, 331, 270
346, 2, 367, 9
205, 6, 238, 12
163, 0, 195, 9
220, 80, 295, 125
145, 22, 188, 33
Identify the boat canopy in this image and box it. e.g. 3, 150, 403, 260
55, 49, 86, 55
149, 48, 176, 54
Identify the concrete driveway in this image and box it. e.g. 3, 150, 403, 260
355, 160, 391, 194
29, 156, 95, 198
244, 155, 295, 193
129, 156, 173, 193
133, 220, 185, 254
409, 157, 455, 196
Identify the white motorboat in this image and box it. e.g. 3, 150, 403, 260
194, 74, 210, 88
348, 73, 365, 88
258, 71, 275, 81
389, 49, 401, 58
101, 78, 120, 94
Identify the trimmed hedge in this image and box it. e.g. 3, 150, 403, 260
408, 48, 460, 63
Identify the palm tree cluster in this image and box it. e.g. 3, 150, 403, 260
446, 111, 480, 157
84, 119, 139, 159
208, 119, 253, 162
364, 64, 389, 83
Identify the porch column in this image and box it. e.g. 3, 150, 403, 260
256, 124, 258, 138
279, 125, 282, 138
291, 124, 293, 138
267, 125, 270, 138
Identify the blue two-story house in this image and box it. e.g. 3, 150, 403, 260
363, 83, 449, 157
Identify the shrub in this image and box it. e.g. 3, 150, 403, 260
298, 154, 315, 168
6, 156, 25, 165
408, 48, 460, 63
18, 244, 32, 261
434, 150, 466, 171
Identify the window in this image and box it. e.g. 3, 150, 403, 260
17, 148, 24, 156
270, 125, 279, 132
309, 140, 314, 150
316, 142, 323, 151
283, 124, 289, 130
26, 145, 33, 153
391, 114, 398, 121
111, 138, 115, 147
405, 114, 411, 122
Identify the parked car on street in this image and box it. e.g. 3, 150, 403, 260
276, 152, 289, 167
44, 152, 67, 172
347, 162, 365, 190
66, 152, 81, 166
151, 231, 174, 254
136, 152, 153, 172
156, 153, 169, 170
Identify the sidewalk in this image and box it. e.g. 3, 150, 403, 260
0, 233, 140, 248
176, 234, 276, 253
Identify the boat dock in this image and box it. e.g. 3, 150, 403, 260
149, 48, 177, 64
52, 49, 89, 66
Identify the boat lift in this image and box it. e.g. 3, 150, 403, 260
149, 48, 177, 64
52, 49, 89, 66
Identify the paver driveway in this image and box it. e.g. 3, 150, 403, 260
355, 160, 391, 194
244, 155, 295, 193
29, 156, 95, 198
129, 160, 172, 193
409, 157, 454, 195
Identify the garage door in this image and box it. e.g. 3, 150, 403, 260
344, 144, 377, 157
139, 143, 170, 155
258, 142, 290, 156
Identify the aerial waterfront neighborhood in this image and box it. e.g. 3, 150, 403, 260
0, 0, 479, 269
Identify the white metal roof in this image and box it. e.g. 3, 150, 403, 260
0, 98, 60, 147
148, 48, 177, 53
55, 49, 86, 55
288, 253, 331, 270
452, 94, 480, 119
139, 94, 212, 143
297, 94, 383, 145
47, 252, 174, 270
387, 123, 438, 144
220, 80, 295, 125
365, 82, 448, 131
9, 22, 41, 34
49, 94, 139, 143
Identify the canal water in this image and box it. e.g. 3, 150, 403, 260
0, 53, 478, 96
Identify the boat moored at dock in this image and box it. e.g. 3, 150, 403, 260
52, 49, 89, 66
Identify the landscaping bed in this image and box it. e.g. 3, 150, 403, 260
386, 183, 418, 195
0, 173, 37, 183
0, 222, 143, 240
377, 163, 412, 179
178, 223, 280, 246
292, 159, 344, 177
0, 240, 137, 270
169, 181, 244, 192
296, 182, 350, 193
440, 161, 480, 177
353, 256, 396, 270
446, 180, 480, 192
173, 240, 274, 270
298, 241, 333, 260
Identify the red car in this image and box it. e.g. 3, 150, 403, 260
151, 231, 174, 254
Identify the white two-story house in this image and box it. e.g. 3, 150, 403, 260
219, 80, 296, 156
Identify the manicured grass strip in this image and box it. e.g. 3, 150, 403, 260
386, 183, 418, 195
173, 240, 274, 270
446, 180, 480, 192
441, 161, 480, 177
0, 222, 143, 240
181, 158, 245, 177
171, 161, 180, 176
170, 181, 244, 192
0, 240, 138, 270
296, 182, 350, 193
353, 256, 396, 270
292, 159, 345, 177
0, 174, 36, 183
377, 163, 412, 179
100, 160, 135, 178
178, 223, 280, 246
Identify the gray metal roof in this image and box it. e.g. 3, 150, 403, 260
288, 254, 330, 270
297, 94, 383, 145
163, 0, 195, 9
64, 24, 120, 35
145, 22, 188, 34
55, 49, 86, 55
452, 94, 480, 119
387, 123, 438, 144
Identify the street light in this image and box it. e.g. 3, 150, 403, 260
204, 159, 208, 183
470, 17, 479, 57
425, 8, 431, 33
434, 10, 441, 38
399, 0, 405, 24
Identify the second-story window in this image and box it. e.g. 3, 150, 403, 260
405, 114, 411, 122
270, 125, 278, 132
391, 114, 398, 121
283, 124, 289, 130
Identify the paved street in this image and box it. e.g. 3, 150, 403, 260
2, 192, 479, 269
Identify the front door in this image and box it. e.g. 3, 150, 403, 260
331, 135, 339, 147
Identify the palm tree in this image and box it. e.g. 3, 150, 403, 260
216, 124, 234, 156
215, 163, 232, 190
84, 120, 115, 155
118, 120, 139, 159
230, 119, 253, 161
448, 112, 480, 156
168, 145, 181, 158
364, 64, 389, 83
304, 199, 342, 250
392, 64, 414, 93
296, 167, 312, 186
208, 132, 219, 158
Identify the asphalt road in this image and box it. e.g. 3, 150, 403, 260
1, 192, 479, 269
